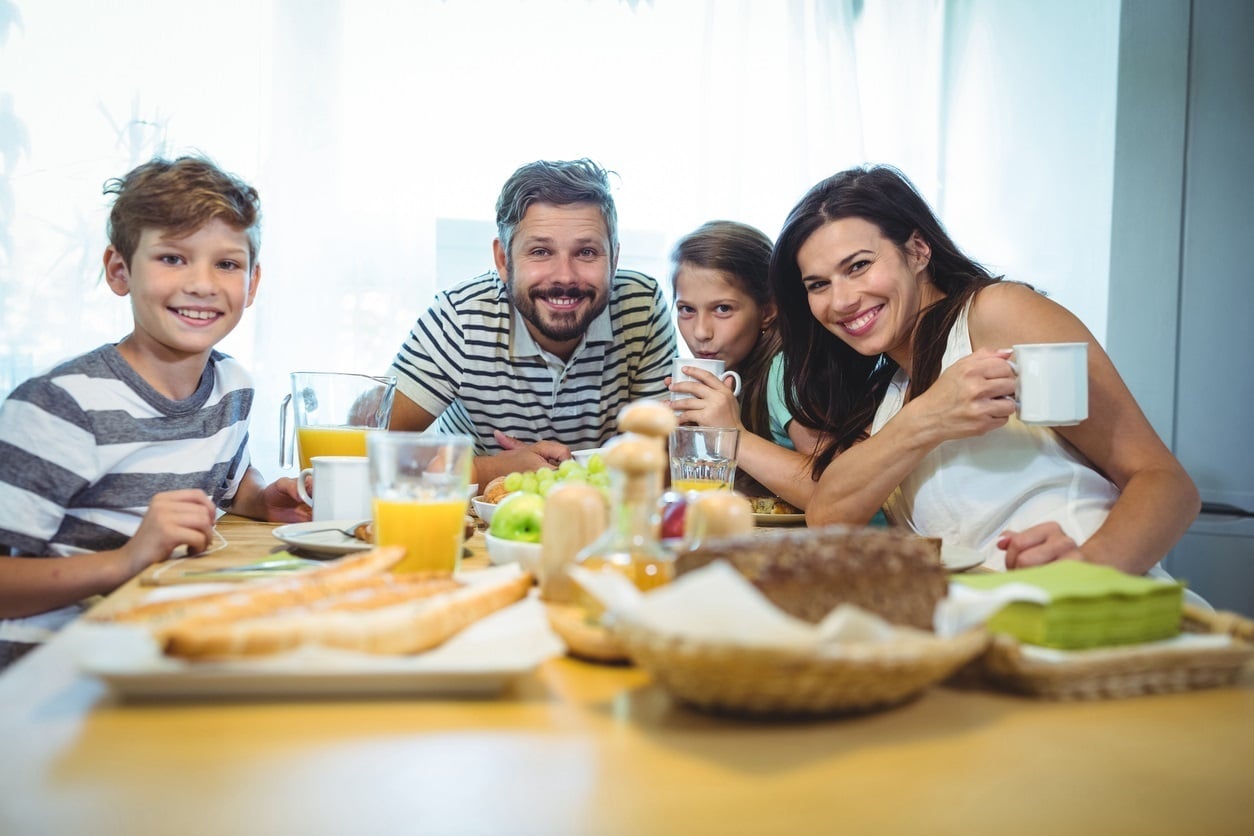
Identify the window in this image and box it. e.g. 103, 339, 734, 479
0, 0, 1119, 472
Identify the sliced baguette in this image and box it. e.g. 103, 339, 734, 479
162, 570, 533, 658
97, 546, 407, 627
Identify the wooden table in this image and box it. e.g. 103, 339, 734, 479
1, 517, 1251, 835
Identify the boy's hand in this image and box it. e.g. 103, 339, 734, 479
260, 477, 313, 523
121, 490, 218, 575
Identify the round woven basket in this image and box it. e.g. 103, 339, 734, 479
614, 621, 989, 717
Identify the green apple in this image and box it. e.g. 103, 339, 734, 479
489, 492, 545, 543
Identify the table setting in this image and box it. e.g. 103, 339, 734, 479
3, 514, 1253, 835
2, 396, 1252, 835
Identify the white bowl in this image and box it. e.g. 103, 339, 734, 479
472, 495, 497, 523
571, 447, 606, 467
484, 533, 542, 574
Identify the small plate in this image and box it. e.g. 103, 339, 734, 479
754, 513, 806, 527
941, 544, 984, 572
272, 520, 372, 556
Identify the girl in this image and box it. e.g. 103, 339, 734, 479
668, 221, 818, 509
769, 165, 1199, 577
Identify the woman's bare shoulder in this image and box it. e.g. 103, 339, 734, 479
969, 281, 1090, 349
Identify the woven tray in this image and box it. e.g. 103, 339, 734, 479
975, 605, 1254, 700
613, 621, 989, 717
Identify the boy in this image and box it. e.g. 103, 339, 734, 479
0, 156, 308, 666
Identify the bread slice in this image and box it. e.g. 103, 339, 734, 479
676, 525, 946, 630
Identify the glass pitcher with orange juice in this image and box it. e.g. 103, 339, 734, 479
279, 372, 396, 469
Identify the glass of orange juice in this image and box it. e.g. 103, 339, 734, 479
280, 372, 396, 470
669, 426, 740, 492
366, 432, 474, 574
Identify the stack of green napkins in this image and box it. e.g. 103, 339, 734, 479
952, 561, 1184, 649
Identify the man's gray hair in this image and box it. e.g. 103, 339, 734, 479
495, 159, 618, 261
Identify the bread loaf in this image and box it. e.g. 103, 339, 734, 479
98, 545, 533, 660
483, 477, 510, 504
162, 570, 532, 659
97, 546, 407, 627
676, 525, 946, 630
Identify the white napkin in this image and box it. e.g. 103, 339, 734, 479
932, 581, 1050, 637
570, 561, 928, 651
568, 560, 1056, 647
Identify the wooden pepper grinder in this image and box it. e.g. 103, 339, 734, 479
543, 400, 677, 663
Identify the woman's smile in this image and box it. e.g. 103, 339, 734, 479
838, 304, 883, 336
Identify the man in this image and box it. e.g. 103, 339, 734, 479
388, 159, 677, 485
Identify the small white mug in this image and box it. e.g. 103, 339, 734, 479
671, 358, 742, 400
297, 455, 371, 521
1011, 342, 1088, 426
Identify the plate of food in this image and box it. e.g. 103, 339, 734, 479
749, 496, 806, 526
78, 557, 558, 699
272, 520, 372, 556
753, 512, 806, 527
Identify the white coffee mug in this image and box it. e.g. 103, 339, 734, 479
671, 358, 742, 400
1011, 342, 1088, 426
297, 455, 372, 521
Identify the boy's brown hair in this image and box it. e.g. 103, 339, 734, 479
104, 155, 262, 268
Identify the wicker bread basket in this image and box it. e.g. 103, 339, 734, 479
545, 602, 631, 664
974, 605, 1254, 700
613, 620, 989, 717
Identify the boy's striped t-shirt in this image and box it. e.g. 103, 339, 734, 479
390, 270, 677, 454
0, 344, 254, 557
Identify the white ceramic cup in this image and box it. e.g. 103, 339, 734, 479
297, 455, 372, 521
671, 358, 742, 400
1011, 342, 1089, 426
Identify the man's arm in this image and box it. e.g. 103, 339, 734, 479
628, 277, 679, 401
389, 392, 439, 431
389, 393, 557, 485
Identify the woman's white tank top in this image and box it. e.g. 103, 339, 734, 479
870, 300, 1118, 570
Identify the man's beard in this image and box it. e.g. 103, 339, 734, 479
509, 282, 609, 344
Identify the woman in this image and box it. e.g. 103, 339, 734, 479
770, 165, 1199, 575
668, 220, 818, 509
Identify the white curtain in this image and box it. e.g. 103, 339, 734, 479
0, 0, 1118, 476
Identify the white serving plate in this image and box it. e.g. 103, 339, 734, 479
77, 572, 561, 700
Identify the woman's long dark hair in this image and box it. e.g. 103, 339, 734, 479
769, 165, 1001, 478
